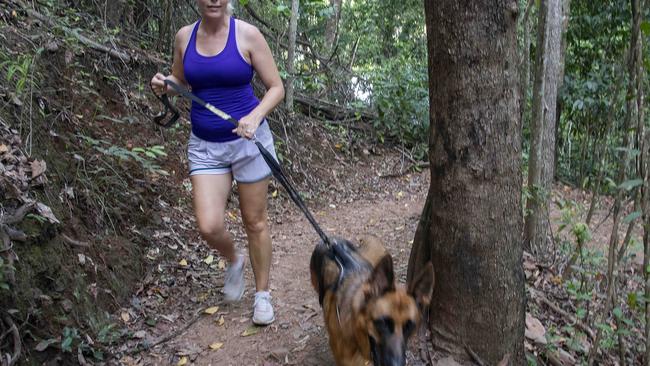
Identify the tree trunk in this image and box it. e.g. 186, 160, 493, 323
325, 0, 342, 52
285, 0, 299, 111
519, 0, 534, 125
524, 0, 564, 253
407, 1, 524, 363
554, 0, 571, 178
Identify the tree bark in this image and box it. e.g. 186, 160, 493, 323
325, 0, 342, 52
554, 0, 571, 178
524, 0, 564, 253
285, 0, 299, 111
407, 1, 525, 363
519, 0, 534, 124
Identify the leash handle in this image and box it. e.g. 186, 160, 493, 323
159, 78, 333, 247
150, 83, 180, 127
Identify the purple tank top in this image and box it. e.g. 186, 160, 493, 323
183, 17, 261, 142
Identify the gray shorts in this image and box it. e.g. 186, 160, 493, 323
188, 122, 277, 183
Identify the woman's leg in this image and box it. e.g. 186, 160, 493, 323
191, 173, 236, 262
238, 177, 272, 292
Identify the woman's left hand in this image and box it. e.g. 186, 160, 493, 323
233, 113, 263, 139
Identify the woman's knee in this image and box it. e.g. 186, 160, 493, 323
198, 221, 227, 240
242, 215, 268, 235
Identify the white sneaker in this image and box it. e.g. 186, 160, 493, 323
223, 254, 245, 302
252, 291, 275, 325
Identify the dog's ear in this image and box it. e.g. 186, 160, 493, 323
407, 262, 434, 312
366, 254, 395, 299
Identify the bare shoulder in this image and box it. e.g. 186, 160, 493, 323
175, 23, 195, 43
235, 19, 264, 42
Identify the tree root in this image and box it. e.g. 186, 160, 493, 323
1, 316, 21, 366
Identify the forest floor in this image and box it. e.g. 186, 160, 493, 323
110, 144, 645, 366
112, 147, 432, 366
0, 3, 644, 364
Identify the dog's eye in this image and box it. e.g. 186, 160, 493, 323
403, 320, 415, 337
373, 317, 394, 334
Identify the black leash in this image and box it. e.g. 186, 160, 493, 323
150, 84, 180, 127
157, 79, 333, 248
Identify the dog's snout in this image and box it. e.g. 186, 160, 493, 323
379, 338, 406, 366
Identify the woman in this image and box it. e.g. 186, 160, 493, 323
150, 0, 284, 325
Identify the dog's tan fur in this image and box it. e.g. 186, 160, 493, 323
310, 236, 434, 366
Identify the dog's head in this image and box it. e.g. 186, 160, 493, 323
359, 254, 434, 366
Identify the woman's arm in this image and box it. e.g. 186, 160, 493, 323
234, 24, 285, 138
151, 26, 192, 96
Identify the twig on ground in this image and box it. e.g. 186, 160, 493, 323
380, 146, 430, 177
125, 308, 206, 356
379, 162, 430, 178
2, 316, 21, 366
61, 234, 91, 248
530, 289, 596, 339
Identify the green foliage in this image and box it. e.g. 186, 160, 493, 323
78, 134, 169, 175
556, 0, 647, 187
59, 326, 106, 361
0, 50, 38, 104
370, 55, 429, 158
61, 327, 80, 353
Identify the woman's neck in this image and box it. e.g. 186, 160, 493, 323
200, 15, 229, 34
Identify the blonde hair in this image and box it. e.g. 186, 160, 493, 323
227, 3, 234, 15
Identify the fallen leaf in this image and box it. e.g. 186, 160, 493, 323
241, 325, 260, 337
179, 259, 188, 267
204, 306, 219, 315
218, 260, 226, 270
35, 338, 59, 352
133, 330, 146, 339
0, 144, 8, 154
177, 356, 188, 366
36, 202, 60, 224
216, 316, 225, 326
204, 255, 214, 265
272, 190, 278, 198
551, 275, 563, 285
120, 311, 130, 323
209, 342, 224, 350
30, 160, 47, 179
524, 313, 547, 345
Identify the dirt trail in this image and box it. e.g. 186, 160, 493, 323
115, 165, 429, 366
112, 165, 643, 366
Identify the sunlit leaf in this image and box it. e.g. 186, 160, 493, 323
209, 342, 223, 350
204, 306, 219, 315
241, 325, 260, 337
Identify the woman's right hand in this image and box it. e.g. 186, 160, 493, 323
150, 73, 167, 96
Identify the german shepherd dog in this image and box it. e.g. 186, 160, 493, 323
310, 236, 434, 366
